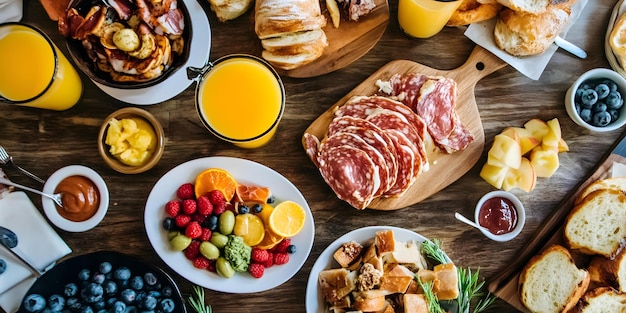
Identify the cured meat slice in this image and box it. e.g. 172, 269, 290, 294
439, 115, 474, 153
323, 132, 390, 196
382, 129, 416, 197
303, 133, 321, 167
387, 73, 428, 106
317, 144, 379, 209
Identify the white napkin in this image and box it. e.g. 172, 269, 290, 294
0, 0, 23, 23
0, 191, 71, 313
464, 0, 587, 80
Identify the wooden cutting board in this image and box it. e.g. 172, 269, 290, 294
303, 46, 507, 210
488, 131, 626, 312
278, 0, 390, 78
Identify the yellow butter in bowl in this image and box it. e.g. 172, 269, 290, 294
105, 118, 156, 166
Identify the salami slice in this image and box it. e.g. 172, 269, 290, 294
382, 129, 416, 197
303, 133, 321, 167
317, 144, 379, 209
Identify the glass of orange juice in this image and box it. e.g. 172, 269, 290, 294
188, 54, 285, 149
0, 23, 83, 110
398, 0, 462, 39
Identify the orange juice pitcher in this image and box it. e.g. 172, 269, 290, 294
0, 23, 83, 110
398, 0, 462, 39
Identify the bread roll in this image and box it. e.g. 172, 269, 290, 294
494, 5, 571, 56
209, 0, 253, 22
495, 0, 549, 14
254, 0, 326, 40
446, 0, 502, 26
588, 249, 626, 292
519, 244, 590, 313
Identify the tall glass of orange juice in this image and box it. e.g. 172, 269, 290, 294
189, 54, 285, 149
398, 0, 461, 39
0, 23, 82, 110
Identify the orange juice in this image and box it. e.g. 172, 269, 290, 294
0, 23, 82, 110
196, 55, 285, 149
398, 0, 461, 38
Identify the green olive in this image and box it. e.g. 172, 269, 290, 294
199, 241, 220, 260
210, 232, 229, 249
216, 257, 234, 278
219, 210, 235, 235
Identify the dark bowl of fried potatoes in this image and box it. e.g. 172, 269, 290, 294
58, 0, 192, 89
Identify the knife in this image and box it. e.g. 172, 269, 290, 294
554, 36, 587, 59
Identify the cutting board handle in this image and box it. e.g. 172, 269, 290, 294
448, 45, 508, 88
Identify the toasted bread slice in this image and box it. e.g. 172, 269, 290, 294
577, 287, 626, 313
375, 230, 396, 256
333, 241, 363, 268
433, 263, 459, 300
565, 189, 626, 258
403, 294, 429, 313
576, 177, 626, 205
588, 248, 626, 292
261, 29, 326, 51
318, 268, 357, 304
519, 244, 590, 313
261, 48, 324, 70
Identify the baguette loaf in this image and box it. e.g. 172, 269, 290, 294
564, 189, 626, 259
588, 248, 626, 292
519, 244, 590, 313
576, 287, 626, 313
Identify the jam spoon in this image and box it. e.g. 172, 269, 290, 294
454, 212, 489, 232
0, 177, 63, 207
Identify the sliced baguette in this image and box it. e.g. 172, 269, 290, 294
576, 177, 626, 205
261, 49, 324, 70
564, 189, 626, 259
261, 30, 328, 57
519, 244, 590, 313
576, 287, 626, 313
495, 0, 550, 14
588, 248, 626, 292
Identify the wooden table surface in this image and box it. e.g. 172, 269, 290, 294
1, 0, 621, 312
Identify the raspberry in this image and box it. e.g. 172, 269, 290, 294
164, 200, 181, 217
197, 196, 213, 216
248, 263, 265, 278
182, 199, 197, 215
274, 252, 289, 265
272, 238, 291, 253
206, 260, 216, 273
193, 256, 210, 269
199, 228, 212, 242
185, 221, 203, 239
184, 241, 200, 260
262, 252, 274, 268
207, 190, 225, 205
213, 201, 227, 215
251, 248, 269, 263
177, 183, 195, 200
175, 214, 191, 228
191, 212, 207, 224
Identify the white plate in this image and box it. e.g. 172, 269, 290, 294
144, 156, 315, 293
606, 0, 626, 79
305, 226, 444, 313
93, 0, 211, 105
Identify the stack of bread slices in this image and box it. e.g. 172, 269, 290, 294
254, 0, 328, 70
519, 177, 626, 313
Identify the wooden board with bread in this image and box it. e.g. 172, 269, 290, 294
488, 130, 626, 312
303, 46, 507, 210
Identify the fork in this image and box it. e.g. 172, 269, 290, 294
0, 145, 45, 184
0, 177, 63, 208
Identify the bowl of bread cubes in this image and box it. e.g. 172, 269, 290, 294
565, 68, 626, 132
58, 0, 192, 89
98, 107, 165, 174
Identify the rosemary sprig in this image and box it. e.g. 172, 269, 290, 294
457, 267, 495, 313
417, 276, 446, 313
421, 239, 450, 264
188, 286, 212, 313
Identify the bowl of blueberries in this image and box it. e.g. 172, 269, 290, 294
18, 251, 186, 313
566, 68, 626, 132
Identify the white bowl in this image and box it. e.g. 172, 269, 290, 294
474, 190, 525, 242
42, 165, 109, 232
565, 68, 626, 132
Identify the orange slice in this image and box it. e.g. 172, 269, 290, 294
255, 229, 284, 250
268, 201, 306, 238
235, 185, 271, 204
234, 213, 265, 246
194, 168, 237, 201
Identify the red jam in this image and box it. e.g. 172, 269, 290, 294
54, 175, 100, 222
478, 196, 518, 235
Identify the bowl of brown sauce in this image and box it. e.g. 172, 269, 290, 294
42, 165, 109, 232
474, 190, 525, 242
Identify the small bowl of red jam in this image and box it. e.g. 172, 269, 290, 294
474, 190, 525, 242
42, 165, 109, 232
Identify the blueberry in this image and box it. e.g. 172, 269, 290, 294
111, 301, 126, 313
286, 244, 297, 254
64, 282, 78, 297
99, 262, 112, 274
78, 269, 91, 281
606, 91, 624, 109
147, 290, 161, 298
581, 89, 599, 107
610, 109, 620, 122
130, 276, 144, 290
595, 83, 611, 99
48, 294, 65, 311
593, 102, 607, 113
23, 294, 46, 312
143, 272, 158, 286
207, 215, 218, 231
92, 273, 106, 284
161, 286, 173, 298
140, 296, 157, 310
103, 280, 118, 295
86, 282, 104, 297
267, 195, 276, 204
575, 87, 585, 100
93, 299, 105, 311
580, 108, 592, 123
66, 297, 81, 310
159, 299, 175, 313
0, 259, 6, 275
114, 267, 131, 281
124, 306, 138, 313
593, 111, 612, 127
601, 79, 619, 92
120, 289, 137, 304
162, 217, 176, 231
252, 204, 263, 213
81, 306, 94, 313
238, 205, 250, 214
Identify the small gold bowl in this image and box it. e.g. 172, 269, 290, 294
98, 107, 165, 174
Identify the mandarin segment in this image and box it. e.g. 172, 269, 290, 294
194, 168, 238, 201
235, 184, 271, 204
268, 201, 306, 238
